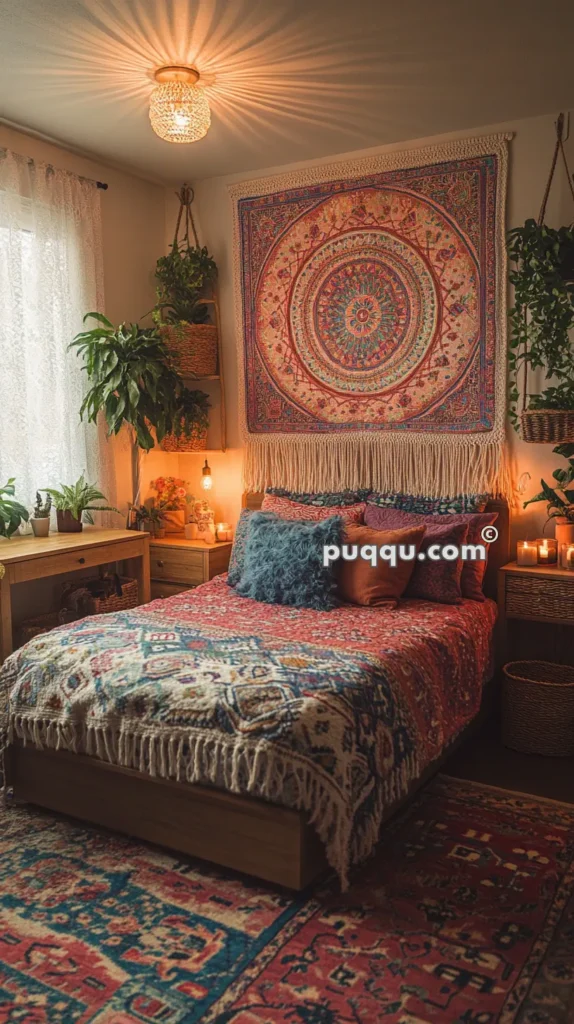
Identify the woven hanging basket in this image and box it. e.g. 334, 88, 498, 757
160, 322, 217, 377
521, 409, 574, 444
160, 423, 208, 453
502, 660, 574, 756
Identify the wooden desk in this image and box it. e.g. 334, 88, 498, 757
0, 528, 150, 662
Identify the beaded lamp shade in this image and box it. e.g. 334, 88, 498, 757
149, 66, 211, 144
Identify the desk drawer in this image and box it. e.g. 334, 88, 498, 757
149, 546, 204, 585
505, 573, 574, 624
10, 540, 143, 584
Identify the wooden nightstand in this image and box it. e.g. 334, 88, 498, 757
149, 537, 232, 600
498, 561, 574, 663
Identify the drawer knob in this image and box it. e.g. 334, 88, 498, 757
157, 560, 164, 568
78, 557, 86, 565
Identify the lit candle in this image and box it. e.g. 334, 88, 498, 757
566, 545, 574, 571
536, 538, 558, 565
216, 522, 232, 542
517, 540, 538, 566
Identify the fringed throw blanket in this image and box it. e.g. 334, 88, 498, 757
231, 134, 512, 498
0, 578, 496, 888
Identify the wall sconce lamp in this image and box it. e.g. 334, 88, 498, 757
201, 459, 213, 491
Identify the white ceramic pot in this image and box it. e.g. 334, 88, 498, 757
30, 517, 50, 537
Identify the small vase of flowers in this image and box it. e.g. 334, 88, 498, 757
150, 476, 191, 533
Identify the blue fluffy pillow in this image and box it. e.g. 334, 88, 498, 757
227, 509, 278, 587
235, 512, 343, 610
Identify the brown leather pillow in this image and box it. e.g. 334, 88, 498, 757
337, 524, 426, 607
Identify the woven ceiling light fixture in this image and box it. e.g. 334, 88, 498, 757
149, 65, 211, 144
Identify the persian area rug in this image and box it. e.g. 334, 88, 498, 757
1, 777, 574, 1023
231, 134, 512, 498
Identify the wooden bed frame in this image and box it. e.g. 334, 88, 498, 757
6, 495, 510, 890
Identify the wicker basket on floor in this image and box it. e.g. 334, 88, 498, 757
60, 576, 139, 618
521, 409, 574, 443
502, 660, 574, 756
18, 612, 61, 646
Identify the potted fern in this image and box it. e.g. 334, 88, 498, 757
153, 183, 218, 378
43, 474, 120, 533
30, 492, 52, 537
0, 479, 29, 539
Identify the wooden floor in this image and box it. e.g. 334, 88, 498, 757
446, 716, 574, 805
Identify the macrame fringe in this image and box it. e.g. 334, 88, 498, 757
244, 437, 516, 503
7, 714, 418, 891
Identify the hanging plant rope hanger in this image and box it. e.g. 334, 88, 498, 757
507, 112, 574, 444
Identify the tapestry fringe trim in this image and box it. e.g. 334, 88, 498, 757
7, 715, 419, 891
243, 436, 516, 502
231, 132, 514, 501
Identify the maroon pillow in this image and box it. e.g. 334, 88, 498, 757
405, 520, 469, 604
364, 505, 498, 602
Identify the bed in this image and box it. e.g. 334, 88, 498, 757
1, 496, 509, 890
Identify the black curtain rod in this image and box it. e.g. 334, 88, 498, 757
96, 181, 108, 190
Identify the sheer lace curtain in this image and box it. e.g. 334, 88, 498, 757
0, 148, 118, 526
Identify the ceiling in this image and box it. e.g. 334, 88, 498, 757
1, 0, 573, 183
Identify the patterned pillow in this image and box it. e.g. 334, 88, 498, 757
265, 487, 371, 507
227, 509, 277, 587
261, 494, 365, 523
235, 513, 343, 610
367, 491, 488, 514
364, 505, 498, 602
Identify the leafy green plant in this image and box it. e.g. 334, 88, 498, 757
134, 504, 167, 530
523, 442, 574, 524
69, 314, 183, 451
0, 479, 29, 538
508, 220, 574, 426
153, 243, 217, 326
33, 491, 52, 519
170, 387, 210, 437
42, 474, 120, 525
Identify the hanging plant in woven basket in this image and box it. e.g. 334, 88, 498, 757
154, 183, 219, 377
508, 113, 574, 444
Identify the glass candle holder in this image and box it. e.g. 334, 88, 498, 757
536, 537, 558, 565
560, 542, 574, 571
517, 540, 538, 566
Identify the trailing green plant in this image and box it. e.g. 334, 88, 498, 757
134, 504, 167, 530
42, 474, 120, 525
523, 442, 574, 525
508, 219, 574, 427
33, 491, 52, 519
153, 183, 217, 327
0, 479, 29, 538
70, 313, 183, 451
170, 387, 211, 437
154, 243, 217, 326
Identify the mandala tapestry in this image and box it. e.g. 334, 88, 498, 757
231, 134, 512, 497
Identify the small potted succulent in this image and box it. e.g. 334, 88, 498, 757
43, 474, 120, 532
0, 478, 29, 539
30, 491, 52, 537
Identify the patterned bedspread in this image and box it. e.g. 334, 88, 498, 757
0, 576, 496, 888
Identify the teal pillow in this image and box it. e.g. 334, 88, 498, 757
265, 487, 370, 507
367, 491, 488, 514
227, 509, 277, 587
235, 513, 343, 610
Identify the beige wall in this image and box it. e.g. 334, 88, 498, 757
189, 111, 574, 546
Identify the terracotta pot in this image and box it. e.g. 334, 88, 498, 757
30, 517, 50, 538
56, 510, 82, 533
555, 521, 574, 547
163, 510, 185, 534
